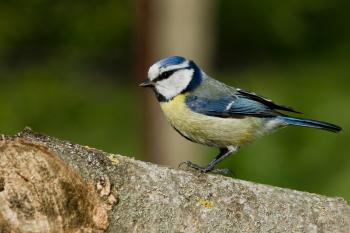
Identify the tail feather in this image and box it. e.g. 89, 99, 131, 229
278, 116, 342, 133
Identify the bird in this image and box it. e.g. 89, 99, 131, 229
140, 55, 342, 174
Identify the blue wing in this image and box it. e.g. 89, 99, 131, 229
235, 89, 300, 114
185, 95, 280, 118
185, 76, 300, 118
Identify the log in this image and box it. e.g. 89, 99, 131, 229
0, 128, 349, 232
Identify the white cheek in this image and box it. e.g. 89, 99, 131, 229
156, 69, 194, 99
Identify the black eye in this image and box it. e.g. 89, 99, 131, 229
154, 69, 178, 82
161, 71, 171, 78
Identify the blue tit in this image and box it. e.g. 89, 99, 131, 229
140, 56, 342, 173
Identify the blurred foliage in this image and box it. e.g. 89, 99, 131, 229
0, 0, 349, 200
217, 0, 350, 69
0, 67, 141, 157
0, 0, 132, 76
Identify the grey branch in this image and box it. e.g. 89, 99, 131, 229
0, 128, 349, 233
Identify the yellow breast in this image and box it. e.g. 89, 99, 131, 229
160, 94, 264, 147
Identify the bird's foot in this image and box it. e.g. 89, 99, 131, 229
211, 168, 234, 176
179, 161, 206, 172
178, 161, 234, 176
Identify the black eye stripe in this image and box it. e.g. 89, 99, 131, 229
153, 67, 190, 83
153, 70, 176, 82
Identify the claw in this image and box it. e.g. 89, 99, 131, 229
178, 161, 191, 169
211, 168, 235, 176
178, 161, 205, 171
178, 161, 234, 176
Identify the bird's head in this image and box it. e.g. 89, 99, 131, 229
140, 56, 203, 101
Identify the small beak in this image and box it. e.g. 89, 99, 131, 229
139, 80, 154, 88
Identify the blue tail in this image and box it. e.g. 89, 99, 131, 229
277, 116, 342, 133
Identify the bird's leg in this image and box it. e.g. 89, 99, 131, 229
203, 146, 238, 173
179, 146, 239, 174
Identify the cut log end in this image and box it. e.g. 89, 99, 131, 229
0, 138, 109, 232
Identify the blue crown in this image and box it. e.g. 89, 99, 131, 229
157, 56, 186, 67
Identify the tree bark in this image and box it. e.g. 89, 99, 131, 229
0, 128, 349, 232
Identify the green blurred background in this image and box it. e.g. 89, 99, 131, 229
0, 1, 349, 201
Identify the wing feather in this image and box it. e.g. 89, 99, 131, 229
186, 75, 300, 118
236, 89, 301, 114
